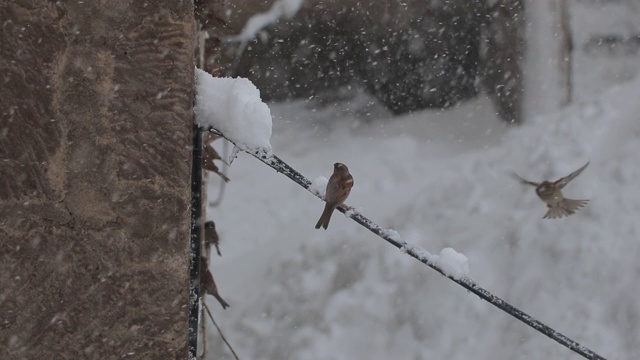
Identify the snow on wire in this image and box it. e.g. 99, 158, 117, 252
202, 126, 607, 360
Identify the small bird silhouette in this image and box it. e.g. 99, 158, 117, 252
512, 161, 590, 219
204, 221, 221, 256
200, 257, 229, 309
315, 163, 353, 229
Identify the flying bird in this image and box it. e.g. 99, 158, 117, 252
512, 161, 590, 219
315, 163, 354, 229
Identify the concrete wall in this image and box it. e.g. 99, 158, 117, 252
0, 1, 194, 358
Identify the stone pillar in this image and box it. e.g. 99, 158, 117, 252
481, 0, 526, 124
0, 1, 194, 358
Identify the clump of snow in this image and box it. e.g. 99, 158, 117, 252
433, 248, 470, 280
401, 243, 468, 279
401, 242, 434, 262
343, 207, 361, 217
309, 176, 328, 197
194, 68, 272, 155
229, 0, 304, 42
380, 228, 401, 242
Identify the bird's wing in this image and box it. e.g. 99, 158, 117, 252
511, 172, 539, 187
554, 161, 589, 189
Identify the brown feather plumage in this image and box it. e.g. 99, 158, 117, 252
513, 161, 590, 219
315, 163, 353, 229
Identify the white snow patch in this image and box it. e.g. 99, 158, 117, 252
401, 242, 434, 261
229, 0, 304, 42
380, 228, 401, 242
309, 176, 328, 197
344, 207, 361, 217
194, 68, 272, 155
433, 247, 470, 280
404, 242, 469, 279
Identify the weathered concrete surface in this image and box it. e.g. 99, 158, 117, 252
0, 1, 194, 359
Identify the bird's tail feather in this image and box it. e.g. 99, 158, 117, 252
543, 199, 589, 219
315, 203, 334, 229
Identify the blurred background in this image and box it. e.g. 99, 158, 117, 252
196, 0, 640, 359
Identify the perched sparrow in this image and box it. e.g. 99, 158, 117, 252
204, 221, 221, 256
315, 163, 354, 230
512, 161, 590, 219
202, 145, 230, 183
200, 257, 229, 309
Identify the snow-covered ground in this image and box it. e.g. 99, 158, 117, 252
202, 72, 640, 359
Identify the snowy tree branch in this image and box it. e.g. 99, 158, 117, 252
203, 126, 607, 360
